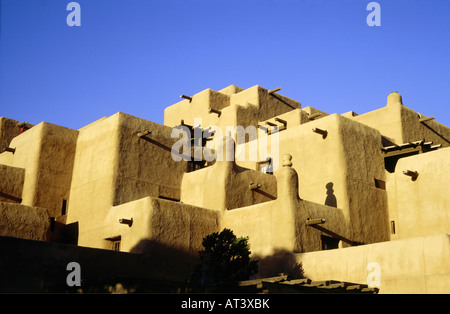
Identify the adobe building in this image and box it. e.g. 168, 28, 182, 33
0, 85, 449, 293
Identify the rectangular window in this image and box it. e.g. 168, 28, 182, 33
50, 217, 55, 231
257, 159, 273, 175
113, 240, 120, 252
374, 179, 386, 190
390, 221, 396, 234
61, 199, 67, 215
105, 236, 121, 251
321, 235, 340, 250
260, 164, 268, 173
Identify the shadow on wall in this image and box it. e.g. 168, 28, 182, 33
421, 122, 450, 144
129, 239, 200, 283
254, 249, 305, 280
325, 182, 337, 208
127, 243, 307, 287
0, 236, 198, 293
0, 236, 309, 293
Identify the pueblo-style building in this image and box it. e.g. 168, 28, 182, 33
0, 85, 449, 293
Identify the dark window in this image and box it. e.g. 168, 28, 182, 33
390, 221, 396, 234
374, 179, 386, 190
113, 240, 120, 252
321, 235, 339, 250
257, 158, 273, 175
105, 236, 121, 251
61, 199, 67, 215
50, 217, 56, 231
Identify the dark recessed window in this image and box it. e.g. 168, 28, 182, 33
390, 221, 396, 234
105, 236, 121, 251
374, 179, 386, 190
61, 199, 68, 216
321, 235, 339, 250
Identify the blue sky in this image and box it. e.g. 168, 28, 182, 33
1, 0, 449, 129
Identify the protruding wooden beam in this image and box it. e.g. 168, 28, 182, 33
308, 223, 361, 246
2, 147, 15, 154
180, 94, 193, 102
419, 116, 435, 123
403, 170, 418, 180
430, 144, 442, 149
249, 182, 262, 190
312, 128, 328, 138
209, 108, 221, 117
275, 117, 287, 127
265, 121, 277, 127
258, 125, 268, 134
306, 218, 326, 226
119, 218, 133, 227
0, 191, 22, 203
268, 87, 281, 94
137, 129, 151, 138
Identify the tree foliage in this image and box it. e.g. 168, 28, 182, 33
191, 228, 258, 288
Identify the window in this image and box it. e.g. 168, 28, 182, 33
50, 217, 56, 231
374, 179, 386, 190
257, 159, 273, 175
113, 240, 120, 252
260, 164, 268, 174
105, 236, 121, 251
61, 199, 67, 216
321, 235, 339, 250
390, 221, 396, 234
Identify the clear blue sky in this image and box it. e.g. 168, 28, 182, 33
1, 0, 449, 129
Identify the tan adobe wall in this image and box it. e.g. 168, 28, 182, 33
295, 233, 450, 294
113, 112, 188, 205
164, 88, 231, 128
180, 160, 277, 211
0, 164, 24, 203
0, 117, 33, 150
72, 194, 220, 253
0, 201, 50, 241
103, 197, 220, 254
66, 114, 120, 234
237, 113, 390, 245
399, 105, 450, 146
66, 112, 189, 248
221, 158, 349, 257
387, 147, 450, 240
230, 85, 301, 127
0, 122, 78, 218
351, 92, 450, 146
164, 86, 301, 135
